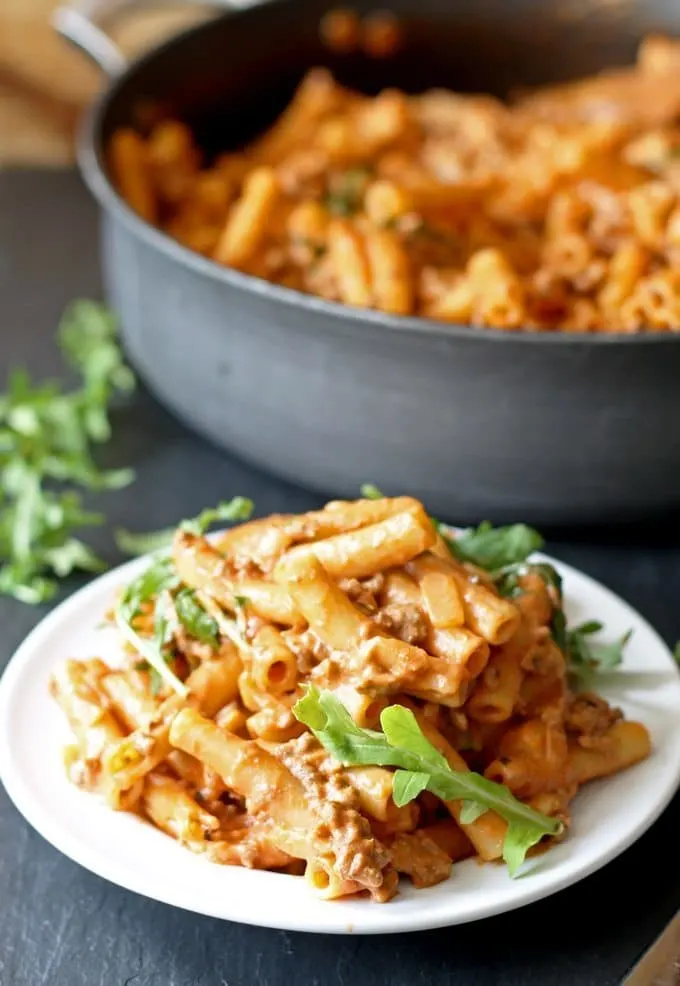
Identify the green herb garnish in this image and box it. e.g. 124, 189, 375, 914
673, 642, 680, 666
115, 496, 254, 556
118, 556, 179, 625
324, 166, 373, 216
293, 686, 561, 876
115, 555, 187, 695
114, 498, 255, 694
115, 581, 187, 698
360, 483, 385, 500
495, 561, 563, 600
565, 621, 632, 686
439, 520, 544, 572
0, 301, 134, 604
174, 587, 219, 648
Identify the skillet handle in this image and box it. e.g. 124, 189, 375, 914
52, 0, 244, 77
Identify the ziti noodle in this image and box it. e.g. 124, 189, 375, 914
51, 495, 650, 901
109, 34, 680, 332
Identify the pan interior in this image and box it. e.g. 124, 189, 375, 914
94, 0, 680, 166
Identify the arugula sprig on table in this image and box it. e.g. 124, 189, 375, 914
0, 301, 135, 604
360, 483, 632, 681
294, 686, 562, 876
114, 497, 254, 696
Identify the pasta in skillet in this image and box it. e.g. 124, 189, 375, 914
109, 33, 680, 332
51, 494, 650, 901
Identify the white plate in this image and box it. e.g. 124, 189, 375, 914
1, 552, 679, 934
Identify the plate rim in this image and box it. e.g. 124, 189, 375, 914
1, 549, 680, 935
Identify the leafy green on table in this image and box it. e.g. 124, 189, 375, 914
115, 496, 254, 556
0, 301, 135, 604
293, 686, 561, 876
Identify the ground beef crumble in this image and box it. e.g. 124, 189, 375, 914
339, 574, 386, 615
275, 733, 395, 899
565, 692, 622, 748
374, 603, 429, 646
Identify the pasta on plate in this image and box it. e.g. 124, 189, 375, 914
109, 33, 680, 332
50, 494, 651, 902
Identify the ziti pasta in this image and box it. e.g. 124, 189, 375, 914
109, 34, 680, 333
51, 494, 650, 901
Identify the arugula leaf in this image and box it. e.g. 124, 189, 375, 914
180, 497, 254, 535
115, 527, 177, 557
380, 704, 450, 771
59, 300, 135, 443
551, 607, 568, 652
360, 483, 385, 500
0, 301, 135, 603
460, 801, 487, 824
674, 642, 680, 666
566, 622, 632, 686
115, 497, 254, 556
392, 770, 430, 806
174, 588, 219, 648
495, 561, 563, 600
42, 538, 107, 578
115, 574, 187, 698
118, 556, 179, 624
294, 687, 561, 875
440, 520, 544, 571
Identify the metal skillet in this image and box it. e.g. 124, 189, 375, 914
56, 0, 680, 524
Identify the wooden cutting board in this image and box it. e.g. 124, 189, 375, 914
0, 1, 211, 166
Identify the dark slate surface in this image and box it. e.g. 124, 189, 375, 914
0, 169, 678, 986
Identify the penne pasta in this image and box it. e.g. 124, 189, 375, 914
50, 659, 125, 789
407, 552, 465, 629
250, 625, 298, 694
173, 531, 301, 626
142, 772, 220, 846
51, 492, 653, 902
101, 669, 159, 731
108, 128, 156, 223
102, 650, 242, 804
420, 819, 475, 862
108, 49, 680, 334
466, 624, 529, 723
567, 721, 651, 786
449, 566, 520, 645
275, 553, 371, 650
214, 166, 279, 270
278, 506, 435, 581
